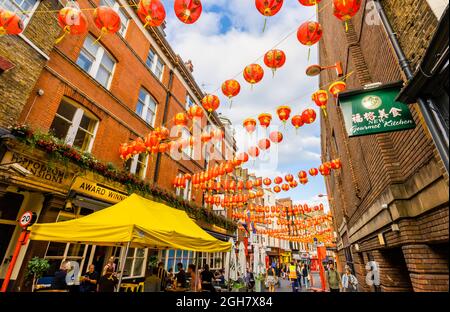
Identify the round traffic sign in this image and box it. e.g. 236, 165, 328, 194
19, 211, 36, 228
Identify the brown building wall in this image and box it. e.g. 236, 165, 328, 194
318, 0, 449, 292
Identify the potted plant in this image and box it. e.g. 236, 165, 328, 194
26, 257, 50, 292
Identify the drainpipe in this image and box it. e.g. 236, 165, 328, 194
374, 0, 449, 175
153, 69, 174, 183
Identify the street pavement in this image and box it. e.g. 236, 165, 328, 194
274, 272, 323, 293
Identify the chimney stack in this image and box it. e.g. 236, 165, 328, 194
185, 60, 194, 73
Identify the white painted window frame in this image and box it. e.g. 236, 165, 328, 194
136, 88, 158, 127
128, 153, 149, 179
146, 48, 165, 81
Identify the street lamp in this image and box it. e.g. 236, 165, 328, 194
305, 62, 343, 77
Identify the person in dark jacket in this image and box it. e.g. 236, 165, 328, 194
97, 267, 118, 292
51, 261, 69, 290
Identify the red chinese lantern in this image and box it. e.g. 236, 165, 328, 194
302, 108, 317, 124
93, 6, 121, 42
333, 0, 362, 31
237, 152, 250, 164
255, 0, 284, 31
264, 49, 286, 76
201, 94, 220, 113
201, 132, 212, 143
274, 177, 283, 185
258, 113, 272, 128
290, 181, 298, 189
269, 131, 283, 143
243, 118, 257, 135
119, 143, 130, 160
329, 81, 347, 98
331, 159, 342, 169
258, 139, 271, 151
312, 90, 329, 116
174, 112, 188, 127
174, 0, 202, 24
273, 186, 281, 193
285, 174, 294, 183
298, 170, 308, 180
245, 180, 254, 190
248, 146, 260, 158
263, 178, 272, 186
297, 21, 323, 60
187, 104, 204, 119
0, 9, 23, 36
222, 79, 241, 108
243, 64, 264, 87
56, 5, 88, 43
255, 178, 263, 187
281, 184, 290, 192
319, 164, 331, 176
276, 106, 291, 125
158, 143, 168, 153
309, 168, 319, 177
298, 0, 321, 6
291, 115, 304, 133
138, 0, 166, 28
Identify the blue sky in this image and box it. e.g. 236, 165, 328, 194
164, 1, 328, 209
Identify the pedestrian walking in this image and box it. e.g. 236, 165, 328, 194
302, 263, 309, 289
296, 261, 302, 291
342, 267, 358, 292
287, 261, 299, 292
265, 266, 277, 292
326, 261, 341, 292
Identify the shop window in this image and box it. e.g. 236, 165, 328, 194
125, 153, 148, 179
100, 0, 129, 37
76, 35, 116, 89
135, 88, 157, 126
0, 0, 39, 27
123, 248, 146, 278
49, 98, 98, 152
146, 48, 165, 81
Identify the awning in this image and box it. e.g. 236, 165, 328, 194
204, 229, 235, 242
29, 194, 232, 252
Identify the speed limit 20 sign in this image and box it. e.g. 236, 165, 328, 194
19, 211, 37, 229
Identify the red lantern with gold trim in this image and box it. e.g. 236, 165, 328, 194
319, 164, 331, 176
264, 49, 286, 76
248, 146, 260, 159
277, 106, 291, 125
174, 0, 202, 24
331, 159, 342, 169
291, 115, 304, 133
222, 79, 241, 108
312, 89, 329, 116
274, 176, 283, 185
269, 131, 283, 143
281, 184, 290, 192
138, 0, 166, 28
258, 113, 272, 128
237, 152, 249, 164
56, 5, 88, 43
298, 0, 321, 6
93, 6, 121, 42
263, 178, 272, 186
243, 64, 264, 87
285, 174, 294, 183
243, 118, 257, 135
258, 138, 271, 151
333, 0, 362, 31
255, 178, 263, 187
298, 170, 308, 180
302, 108, 317, 124
309, 168, 319, 177
187, 104, 204, 119
202, 94, 220, 113
255, 0, 284, 31
273, 185, 281, 193
174, 112, 188, 127
0, 9, 23, 36
329, 81, 347, 98
297, 21, 322, 60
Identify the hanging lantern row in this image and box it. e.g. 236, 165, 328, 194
119, 126, 171, 160
233, 203, 328, 218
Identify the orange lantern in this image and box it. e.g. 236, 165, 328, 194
276, 106, 291, 125
248, 146, 260, 158
201, 132, 212, 143
56, 5, 88, 43
302, 108, 317, 124
93, 6, 121, 42
245, 180, 254, 190
256, 189, 264, 197
309, 168, 319, 177
255, 0, 284, 31
297, 21, 323, 60
187, 104, 204, 119
255, 178, 263, 187
201, 94, 220, 113
329, 81, 347, 98
281, 184, 290, 192
331, 159, 342, 169
237, 152, 250, 164
333, 0, 362, 31
312, 90, 329, 116
0, 9, 23, 36
298, 0, 321, 6
263, 178, 272, 186
243, 64, 264, 87
243, 118, 257, 135
174, 112, 188, 127
291, 115, 304, 133
285, 174, 294, 183
119, 143, 130, 160
264, 49, 286, 76
258, 113, 272, 128
319, 164, 331, 176
274, 177, 283, 185
221, 79, 241, 108
258, 139, 271, 151
138, 0, 166, 28
298, 170, 308, 180
174, 0, 202, 24
158, 143, 168, 153
269, 131, 283, 143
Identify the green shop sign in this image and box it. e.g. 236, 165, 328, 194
339, 83, 416, 137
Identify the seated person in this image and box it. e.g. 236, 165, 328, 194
97, 267, 118, 292
175, 263, 187, 289
144, 267, 161, 292
51, 261, 69, 290
80, 264, 99, 293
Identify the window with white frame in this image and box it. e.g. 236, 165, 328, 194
100, 0, 129, 37
76, 35, 116, 89
165, 250, 194, 272
136, 88, 157, 126
125, 153, 148, 179
185, 93, 195, 110
180, 127, 193, 158
50, 98, 98, 152
0, 0, 39, 26
123, 248, 147, 278
145, 48, 165, 81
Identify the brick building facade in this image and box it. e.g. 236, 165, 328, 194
318, 0, 449, 292
0, 0, 236, 291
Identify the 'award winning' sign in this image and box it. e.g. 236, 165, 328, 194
339, 83, 416, 137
